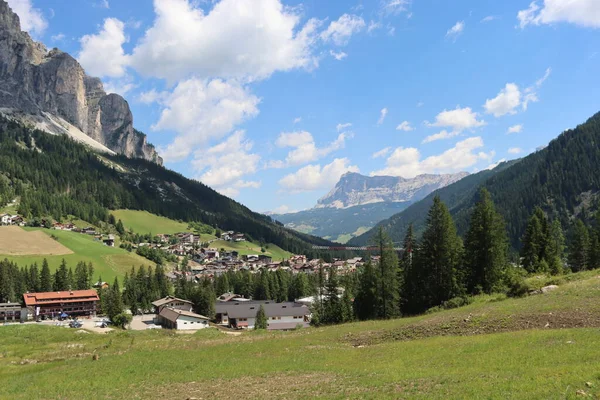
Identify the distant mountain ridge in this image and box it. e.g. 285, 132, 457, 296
272, 171, 469, 242
0, 0, 161, 164
317, 172, 469, 209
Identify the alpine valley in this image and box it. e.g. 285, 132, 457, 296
271, 171, 468, 242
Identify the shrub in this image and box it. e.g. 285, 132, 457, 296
504, 267, 530, 298
112, 313, 132, 329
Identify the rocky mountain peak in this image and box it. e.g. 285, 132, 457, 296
0, 0, 162, 164
317, 172, 469, 209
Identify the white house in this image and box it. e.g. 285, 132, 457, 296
157, 308, 211, 330
152, 296, 193, 314
215, 301, 310, 330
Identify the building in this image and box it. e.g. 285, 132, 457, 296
152, 296, 193, 314
23, 290, 100, 319
0, 303, 24, 322
215, 301, 310, 330
157, 308, 211, 330
102, 234, 115, 247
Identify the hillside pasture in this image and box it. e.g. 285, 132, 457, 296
0, 226, 72, 256
0, 227, 154, 283
210, 239, 292, 261
111, 210, 189, 235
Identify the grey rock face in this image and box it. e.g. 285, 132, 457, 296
0, 0, 162, 164
317, 171, 469, 209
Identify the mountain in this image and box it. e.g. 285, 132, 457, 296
0, 0, 161, 164
0, 116, 335, 256
351, 111, 600, 249
317, 172, 469, 209
272, 171, 467, 242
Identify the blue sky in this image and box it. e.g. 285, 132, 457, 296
8, 0, 600, 213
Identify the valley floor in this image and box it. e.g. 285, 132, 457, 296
0, 272, 599, 399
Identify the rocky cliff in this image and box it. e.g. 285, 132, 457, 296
0, 0, 162, 164
317, 171, 469, 209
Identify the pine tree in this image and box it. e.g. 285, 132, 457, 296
547, 219, 566, 274
115, 219, 125, 235
520, 207, 551, 273
463, 189, 508, 294
405, 196, 463, 314
569, 219, 590, 272
373, 227, 400, 319
39, 259, 53, 292
215, 273, 230, 295
588, 212, 600, 270
323, 267, 342, 324
354, 261, 378, 320
255, 305, 267, 330
53, 259, 69, 291
253, 270, 271, 300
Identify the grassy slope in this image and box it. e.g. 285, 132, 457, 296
1, 228, 154, 283
210, 239, 292, 261
111, 210, 190, 235
0, 273, 599, 399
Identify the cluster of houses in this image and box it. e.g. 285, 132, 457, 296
52, 222, 115, 246
166, 253, 371, 283
219, 231, 246, 242
0, 213, 23, 226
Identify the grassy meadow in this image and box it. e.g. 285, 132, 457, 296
111, 210, 190, 235
210, 239, 292, 261
0, 227, 154, 283
0, 272, 599, 399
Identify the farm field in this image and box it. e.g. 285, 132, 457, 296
0, 226, 72, 256
110, 210, 189, 235
0, 272, 599, 399
0, 227, 154, 283
211, 239, 292, 261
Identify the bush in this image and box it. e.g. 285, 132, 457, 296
425, 296, 473, 314
112, 313, 132, 329
504, 267, 530, 298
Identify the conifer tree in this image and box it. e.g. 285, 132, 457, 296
255, 305, 267, 330
353, 261, 378, 320
463, 189, 508, 294
405, 196, 463, 314
547, 219, 566, 274
323, 267, 342, 324
373, 227, 400, 319
569, 219, 590, 272
53, 259, 69, 291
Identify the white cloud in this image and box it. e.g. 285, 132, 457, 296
486, 158, 506, 170
192, 130, 261, 197
507, 124, 523, 134
371, 137, 493, 178
396, 121, 414, 131
372, 147, 391, 159
6, 0, 47, 36
138, 89, 167, 104
422, 130, 459, 144
417, 101, 424, 107
426, 106, 485, 132
273, 130, 350, 166
51, 33, 65, 41
484, 83, 522, 117
330, 50, 348, 60
279, 158, 359, 193
293, 117, 302, 124
481, 15, 498, 23
508, 147, 522, 154
377, 107, 388, 125
130, 0, 321, 83
153, 78, 260, 162
446, 21, 464, 40
380, 0, 411, 15
367, 20, 382, 33
518, 0, 600, 29
336, 122, 352, 132
103, 78, 137, 96
270, 205, 296, 214
320, 14, 366, 46
78, 18, 130, 78
94, 0, 110, 9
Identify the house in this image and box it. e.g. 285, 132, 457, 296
157, 308, 210, 330
215, 301, 310, 330
177, 232, 195, 244
0, 214, 8, 225
0, 303, 24, 322
232, 233, 245, 242
205, 249, 219, 259
102, 234, 115, 247
23, 290, 99, 320
259, 255, 272, 264
1, 214, 22, 226
93, 281, 109, 290
82, 226, 97, 235
151, 296, 193, 314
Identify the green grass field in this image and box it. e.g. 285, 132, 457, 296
1, 228, 154, 283
0, 272, 599, 399
111, 210, 190, 235
210, 239, 292, 261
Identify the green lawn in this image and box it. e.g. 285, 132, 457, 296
111, 210, 189, 235
0, 272, 599, 399
211, 239, 292, 261
1, 228, 154, 283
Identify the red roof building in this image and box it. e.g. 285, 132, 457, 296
23, 290, 100, 319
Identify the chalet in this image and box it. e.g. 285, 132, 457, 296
157, 308, 210, 330
205, 249, 219, 259
0, 214, 8, 225
258, 255, 273, 264
93, 281, 109, 290
177, 232, 195, 244
0, 303, 24, 322
232, 233, 245, 242
53, 222, 75, 231
82, 226, 97, 235
23, 290, 99, 320
1, 214, 23, 226
102, 234, 115, 247
215, 301, 310, 330
152, 296, 193, 314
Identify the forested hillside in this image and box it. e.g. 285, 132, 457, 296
0, 117, 333, 255
352, 111, 600, 249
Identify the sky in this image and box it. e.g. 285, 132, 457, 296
7, 0, 600, 214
